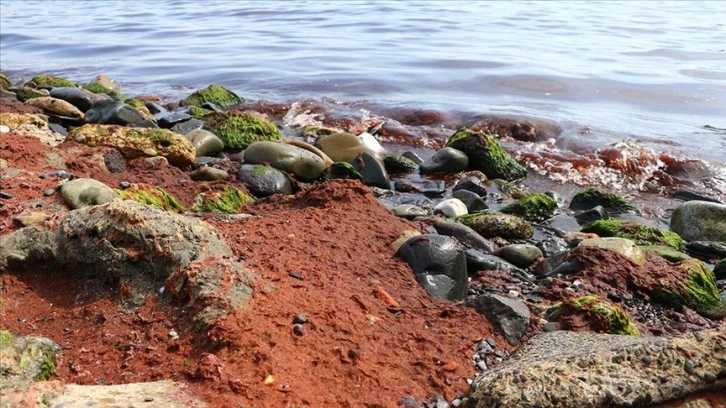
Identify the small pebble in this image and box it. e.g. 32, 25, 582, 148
293, 314, 308, 324
288, 271, 304, 280
684, 360, 694, 374
292, 324, 304, 336
0, 191, 12, 199
486, 337, 497, 348
43, 189, 55, 196
476, 361, 488, 371
143, 397, 154, 402
119, 181, 131, 189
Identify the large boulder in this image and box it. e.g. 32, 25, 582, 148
445, 128, 527, 181
179, 84, 243, 108
469, 329, 726, 407
243, 141, 326, 182
314, 132, 364, 163
68, 124, 195, 167
671, 201, 726, 242
582, 219, 683, 251
203, 111, 282, 150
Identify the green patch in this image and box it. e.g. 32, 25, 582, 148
15, 86, 46, 102
652, 259, 725, 320
117, 187, 186, 212
0, 72, 12, 89
642, 245, 691, 262
31, 74, 76, 88
37, 351, 56, 381
83, 82, 126, 100
582, 219, 683, 251
327, 161, 364, 181
544, 295, 639, 336
383, 154, 418, 174
456, 211, 533, 240
250, 165, 274, 178
501, 192, 558, 222
490, 179, 526, 199
204, 111, 283, 150
179, 84, 243, 109
0, 330, 12, 347
569, 187, 640, 214
193, 187, 254, 214
188, 106, 214, 118
445, 128, 527, 181
125, 128, 176, 147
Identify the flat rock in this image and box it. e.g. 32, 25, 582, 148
671, 201, 726, 242
578, 237, 645, 265
60, 178, 119, 209
465, 294, 530, 345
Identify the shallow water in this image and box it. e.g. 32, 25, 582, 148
1, 0, 725, 198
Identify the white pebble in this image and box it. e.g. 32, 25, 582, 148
434, 198, 468, 217
358, 132, 386, 158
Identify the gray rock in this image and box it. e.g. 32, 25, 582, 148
574, 205, 609, 224
469, 329, 726, 407
103, 149, 125, 173
237, 164, 293, 197
158, 111, 191, 128
452, 189, 488, 213
466, 294, 530, 345
84, 99, 145, 125
383, 154, 418, 174
314, 132, 364, 163
673, 190, 721, 204
390, 204, 429, 220
577, 237, 645, 265
419, 147, 468, 175
396, 234, 468, 301
49, 87, 93, 112
671, 201, 726, 242
393, 179, 445, 196
465, 249, 526, 277
190, 166, 228, 181
430, 218, 498, 253
495, 244, 543, 268
453, 176, 488, 197
243, 141, 326, 182
60, 178, 119, 209
171, 118, 204, 135
713, 259, 726, 280
401, 151, 423, 165
354, 151, 390, 189
0, 330, 61, 391
184, 128, 224, 157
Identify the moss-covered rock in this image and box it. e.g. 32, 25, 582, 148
0, 330, 61, 390
117, 187, 186, 212
203, 111, 283, 150
188, 106, 215, 118
457, 211, 533, 240
0, 72, 12, 89
652, 259, 725, 320
502, 192, 558, 222
193, 187, 254, 214
15, 86, 48, 102
581, 219, 683, 251
327, 162, 364, 181
31, 74, 76, 88
642, 245, 691, 263
83, 82, 126, 100
383, 154, 419, 174
569, 188, 640, 214
544, 295, 640, 336
124, 98, 154, 121
445, 128, 527, 181
179, 84, 243, 109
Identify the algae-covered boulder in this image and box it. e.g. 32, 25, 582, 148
581, 219, 683, 251
445, 128, 527, 181
15, 86, 48, 102
652, 258, 725, 320
238, 164, 293, 197
0, 331, 61, 391
641, 245, 691, 263
82, 82, 126, 100
179, 84, 243, 109
30, 74, 76, 88
544, 295, 640, 335
383, 154, 418, 174
501, 192, 557, 222
670, 200, 726, 242
204, 111, 283, 150
569, 187, 640, 214
457, 212, 533, 240
68, 124, 195, 167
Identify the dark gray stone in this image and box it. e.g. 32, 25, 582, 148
419, 147, 468, 175
158, 111, 192, 128
673, 190, 721, 204
401, 151, 423, 165
466, 294, 531, 345
396, 234, 468, 301
430, 218, 497, 253
170, 118, 204, 135
393, 179, 445, 197
383, 154, 418, 174
50, 87, 93, 112
103, 149, 125, 173
452, 189, 488, 213
453, 176, 488, 197
575, 205, 610, 224
237, 164, 293, 197
354, 151, 390, 189
84, 99, 145, 125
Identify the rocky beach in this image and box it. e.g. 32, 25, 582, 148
0, 73, 725, 408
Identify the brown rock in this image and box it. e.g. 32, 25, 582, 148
25, 96, 84, 119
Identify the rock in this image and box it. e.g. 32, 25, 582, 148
714, 259, 726, 280
383, 154, 418, 174
82, 82, 125, 100
0, 72, 11, 89
84, 99, 146, 125
89, 74, 121, 91
445, 128, 527, 181
203, 111, 283, 150
353, 151, 391, 189
642, 245, 691, 263
327, 161, 364, 181
673, 190, 722, 203
0, 331, 61, 391
281, 139, 334, 167
574, 205, 609, 224
582, 219, 684, 251
243, 141, 326, 182
25, 96, 84, 119
569, 187, 640, 214
171, 117, 204, 134
671, 201, 726, 242
184, 129, 224, 157
179, 84, 243, 109
0, 112, 48, 129
457, 212, 533, 240
60, 178, 119, 209
49, 87, 93, 112
467, 294, 530, 345
465, 249, 526, 277
358, 131, 386, 158
501, 192, 558, 222
190, 166, 228, 181
419, 147, 469, 175
470, 115, 562, 142
391, 230, 422, 252
30, 74, 76, 88
434, 198, 468, 217
314, 132, 364, 163
452, 189, 488, 213
12, 212, 49, 227
393, 179, 445, 196
15, 86, 49, 102
396, 234, 468, 301
401, 151, 423, 165
429, 218, 498, 253
453, 176, 488, 197
68, 124, 196, 167
157, 111, 191, 128
237, 164, 293, 197
543, 295, 640, 335
469, 329, 726, 408
495, 244, 543, 268
577, 237, 645, 265
686, 241, 726, 259
390, 204, 428, 220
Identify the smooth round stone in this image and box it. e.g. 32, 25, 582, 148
496, 244, 543, 268
26, 96, 84, 119
243, 141, 325, 182
60, 178, 119, 209
185, 128, 224, 158
434, 198, 468, 217
43, 189, 55, 196
171, 117, 204, 135
84, 99, 145, 125
354, 151, 391, 189
670, 201, 726, 242
575, 205, 610, 224
158, 111, 191, 128
402, 151, 423, 165
578, 237, 645, 265
419, 147, 468, 175
49, 87, 93, 112
452, 189, 488, 213
190, 166, 228, 181
396, 234, 468, 301
390, 204, 428, 220
359, 131, 386, 157
314, 132, 364, 163
237, 164, 292, 197
453, 176, 488, 197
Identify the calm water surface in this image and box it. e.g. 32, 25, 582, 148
1, 0, 725, 196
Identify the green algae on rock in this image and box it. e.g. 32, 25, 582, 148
544, 295, 640, 336
117, 187, 186, 212
327, 161, 364, 181
193, 186, 254, 214
445, 128, 527, 181
652, 259, 725, 320
187, 105, 215, 118
501, 192, 558, 222
203, 111, 283, 150
83, 82, 126, 100
581, 219, 683, 251
15, 86, 48, 102
569, 187, 640, 214
0, 72, 11, 89
0, 330, 61, 390
30, 74, 76, 88
457, 211, 533, 240
642, 245, 691, 263
179, 84, 243, 109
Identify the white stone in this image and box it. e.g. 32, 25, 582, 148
358, 131, 386, 158
434, 198, 468, 217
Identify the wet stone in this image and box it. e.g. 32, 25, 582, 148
292, 324, 304, 336
170, 118, 204, 135
293, 314, 308, 324
452, 189, 488, 213
453, 176, 488, 197
43, 189, 55, 196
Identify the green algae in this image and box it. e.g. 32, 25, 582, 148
456, 211, 533, 240
642, 245, 691, 262
193, 187, 254, 214
652, 259, 725, 320
179, 84, 243, 109
327, 161, 364, 181
37, 351, 56, 381
582, 219, 683, 251
445, 128, 527, 181
204, 111, 283, 150
501, 192, 558, 222
31, 74, 76, 88
125, 128, 175, 147
0, 330, 12, 347
117, 187, 186, 212
83, 82, 126, 100
569, 187, 640, 214
0, 72, 12, 89
188, 106, 215, 118
383, 154, 418, 174
15, 86, 46, 102
545, 295, 640, 336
